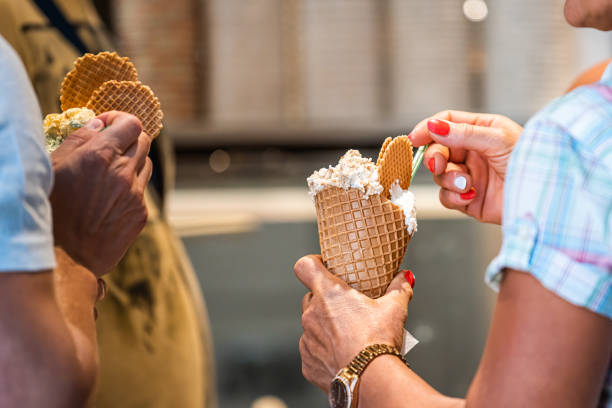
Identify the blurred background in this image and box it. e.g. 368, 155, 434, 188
91, 0, 611, 406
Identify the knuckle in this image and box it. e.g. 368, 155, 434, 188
116, 174, 133, 192
437, 109, 451, 118
122, 114, 143, 136
137, 207, 149, 229
301, 310, 312, 331
459, 122, 473, 139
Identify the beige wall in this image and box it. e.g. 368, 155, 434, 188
113, 0, 201, 122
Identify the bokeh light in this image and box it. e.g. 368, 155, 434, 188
463, 0, 488, 22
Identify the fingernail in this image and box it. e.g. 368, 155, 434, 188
427, 119, 450, 136
427, 157, 435, 173
84, 118, 104, 130
403, 270, 415, 288
460, 187, 476, 200
454, 176, 467, 191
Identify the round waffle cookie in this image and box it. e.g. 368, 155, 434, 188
86, 80, 163, 139
377, 136, 413, 197
376, 137, 393, 166
60, 52, 138, 111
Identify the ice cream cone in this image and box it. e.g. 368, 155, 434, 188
314, 186, 411, 298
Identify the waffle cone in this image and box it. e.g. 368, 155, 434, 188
315, 187, 411, 298
86, 80, 163, 139
60, 52, 138, 111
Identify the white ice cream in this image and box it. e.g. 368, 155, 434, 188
389, 180, 418, 235
307, 149, 383, 199
308, 149, 417, 235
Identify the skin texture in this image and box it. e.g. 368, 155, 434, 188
295, 255, 413, 392
0, 269, 91, 407
297, 258, 612, 408
50, 111, 153, 277
564, 0, 612, 29
0, 111, 151, 407
409, 111, 521, 225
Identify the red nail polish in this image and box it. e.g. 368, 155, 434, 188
460, 187, 476, 200
403, 270, 415, 288
427, 157, 435, 173
427, 119, 450, 136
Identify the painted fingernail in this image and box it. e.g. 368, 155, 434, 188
428, 157, 435, 173
427, 119, 450, 136
403, 270, 415, 288
454, 176, 467, 191
460, 187, 476, 200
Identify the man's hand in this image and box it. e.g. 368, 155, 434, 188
295, 255, 413, 392
50, 111, 153, 277
409, 111, 521, 224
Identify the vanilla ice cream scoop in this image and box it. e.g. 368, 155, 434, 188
307, 149, 384, 199
43, 107, 95, 152
390, 180, 418, 235
308, 148, 417, 235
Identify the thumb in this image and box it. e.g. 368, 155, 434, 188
83, 118, 105, 131
426, 119, 510, 157
383, 269, 414, 308
54, 118, 105, 153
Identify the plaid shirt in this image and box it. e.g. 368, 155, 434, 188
487, 62, 612, 406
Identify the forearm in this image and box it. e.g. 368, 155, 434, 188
358, 355, 464, 408
53, 247, 99, 390
0, 271, 94, 407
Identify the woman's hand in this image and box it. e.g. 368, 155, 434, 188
410, 111, 522, 224
295, 255, 414, 392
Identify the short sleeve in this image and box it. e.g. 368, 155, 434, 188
486, 93, 612, 319
0, 35, 55, 272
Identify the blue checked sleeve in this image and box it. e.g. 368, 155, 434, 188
486, 107, 612, 319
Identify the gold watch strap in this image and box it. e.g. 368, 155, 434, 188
346, 344, 407, 377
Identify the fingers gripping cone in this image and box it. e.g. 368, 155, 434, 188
314, 137, 414, 298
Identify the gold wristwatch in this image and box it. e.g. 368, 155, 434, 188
329, 344, 407, 408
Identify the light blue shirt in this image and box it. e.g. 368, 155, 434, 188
487, 62, 612, 406
0, 35, 55, 271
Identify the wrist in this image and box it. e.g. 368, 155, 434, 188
330, 344, 406, 408
53, 246, 98, 304
358, 355, 411, 408
54, 239, 106, 277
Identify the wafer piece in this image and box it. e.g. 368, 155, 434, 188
60, 52, 138, 111
376, 137, 393, 166
377, 136, 413, 197
315, 187, 411, 298
86, 80, 163, 139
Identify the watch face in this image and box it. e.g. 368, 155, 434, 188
329, 378, 349, 408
